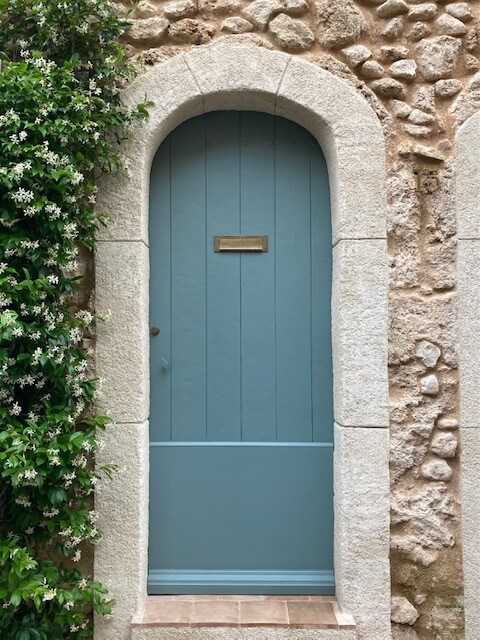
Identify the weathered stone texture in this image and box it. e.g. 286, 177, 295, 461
109, 0, 480, 636
314, 0, 367, 49
268, 13, 314, 51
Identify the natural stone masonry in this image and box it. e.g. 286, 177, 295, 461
106, 0, 480, 637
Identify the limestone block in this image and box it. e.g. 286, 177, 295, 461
284, 0, 309, 16
243, 0, 284, 28
360, 60, 385, 78
163, 0, 198, 20
419, 373, 439, 395
430, 432, 458, 458
445, 2, 473, 22
220, 16, 254, 32
415, 340, 441, 366
434, 13, 468, 37
95, 242, 149, 423
461, 429, 480, 639
135, 1, 160, 17
437, 417, 458, 429
390, 59, 417, 81
407, 3, 437, 21
94, 422, 149, 640
390, 423, 428, 480
452, 72, 480, 125
380, 45, 409, 61
391, 597, 419, 625
334, 425, 390, 639
391, 99, 411, 118
382, 16, 405, 40
332, 241, 389, 427
341, 44, 372, 67
405, 123, 431, 137
435, 78, 462, 97
421, 458, 453, 481
466, 53, 480, 72
458, 241, 480, 429
408, 109, 435, 125
406, 22, 431, 42
268, 13, 314, 50
416, 36, 462, 81
377, 0, 409, 19
371, 77, 406, 99
412, 86, 435, 112
168, 18, 215, 44
314, 0, 367, 50
126, 17, 170, 46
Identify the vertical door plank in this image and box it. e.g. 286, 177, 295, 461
240, 113, 277, 441
205, 112, 242, 441
310, 141, 334, 442
275, 119, 313, 442
170, 117, 207, 440
149, 138, 172, 441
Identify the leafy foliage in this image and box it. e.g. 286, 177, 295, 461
0, 1, 146, 637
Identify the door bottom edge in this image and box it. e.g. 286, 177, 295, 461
148, 570, 335, 595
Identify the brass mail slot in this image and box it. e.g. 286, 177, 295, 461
214, 235, 268, 252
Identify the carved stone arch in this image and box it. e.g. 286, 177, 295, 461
93, 43, 391, 640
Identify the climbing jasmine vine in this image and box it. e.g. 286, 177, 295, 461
0, 0, 147, 637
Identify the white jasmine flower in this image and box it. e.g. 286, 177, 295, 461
15, 496, 31, 508
42, 589, 56, 602
10, 402, 21, 416
11, 188, 34, 204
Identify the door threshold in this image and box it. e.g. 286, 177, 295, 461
131, 595, 356, 634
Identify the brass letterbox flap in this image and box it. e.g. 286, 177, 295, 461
214, 235, 268, 252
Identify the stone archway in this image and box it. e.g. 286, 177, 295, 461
93, 42, 391, 640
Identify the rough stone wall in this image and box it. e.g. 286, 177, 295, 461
108, 1, 480, 637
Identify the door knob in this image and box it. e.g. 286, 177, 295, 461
150, 327, 160, 336
161, 358, 169, 370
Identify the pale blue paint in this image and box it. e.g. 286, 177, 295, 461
149, 112, 333, 594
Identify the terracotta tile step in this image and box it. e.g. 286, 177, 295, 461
131, 595, 356, 630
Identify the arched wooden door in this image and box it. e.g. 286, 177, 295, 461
148, 112, 334, 595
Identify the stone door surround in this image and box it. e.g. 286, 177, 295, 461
93, 43, 391, 640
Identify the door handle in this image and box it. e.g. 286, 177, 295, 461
151, 327, 160, 336
161, 358, 169, 370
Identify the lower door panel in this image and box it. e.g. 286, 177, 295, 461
148, 443, 334, 595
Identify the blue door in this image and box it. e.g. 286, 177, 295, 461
148, 112, 333, 595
